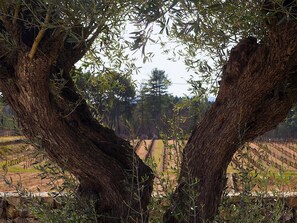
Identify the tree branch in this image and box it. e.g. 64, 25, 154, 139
28, 8, 51, 60
12, 2, 20, 25
56, 23, 107, 71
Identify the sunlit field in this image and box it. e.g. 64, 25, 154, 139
0, 136, 297, 192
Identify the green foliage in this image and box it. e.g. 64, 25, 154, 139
217, 194, 287, 223
0, 0, 133, 41
146, 119, 294, 222
27, 194, 98, 223
0, 97, 19, 131
143, 69, 171, 125
146, 68, 171, 94
18, 161, 98, 223
174, 96, 211, 133
131, 1, 267, 96
265, 104, 297, 138
132, 68, 174, 137
216, 146, 290, 223
73, 68, 136, 133
131, 0, 297, 97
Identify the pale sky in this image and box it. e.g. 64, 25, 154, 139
132, 48, 194, 97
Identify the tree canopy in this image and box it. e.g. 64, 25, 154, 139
133, 0, 296, 94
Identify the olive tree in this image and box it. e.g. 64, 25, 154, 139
133, 1, 297, 222
0, 0, 153, 222
1, 0, 297, 222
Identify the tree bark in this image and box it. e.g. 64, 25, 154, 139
0, 32, 153, 223
164, 22, 297, 222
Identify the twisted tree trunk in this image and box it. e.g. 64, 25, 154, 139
0, 43, 153, 223
164, 22, 297, 222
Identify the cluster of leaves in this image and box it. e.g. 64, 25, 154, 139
73, 67, 136, 131
130, 0, 267, 96
216, 145, 292, 223
136, 68, 172, 135
130, 0, 297, 98
146, 112, 292, 222
72, 64, 214, 138
0, 0, 139, 66
265, 105, 297, 138
21, 161, 99, 223
0, 97, 18, 131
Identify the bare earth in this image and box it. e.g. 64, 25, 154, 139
0, 139, 297, 192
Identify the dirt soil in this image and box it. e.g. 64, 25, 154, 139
0, 172, 52, 192
0, 140, 297, 193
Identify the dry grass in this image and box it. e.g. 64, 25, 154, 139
0, 136, 25, 143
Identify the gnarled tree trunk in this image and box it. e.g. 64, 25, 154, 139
0, 2, 155, 221
164, 22, 297, 222
0, 43, 153, 222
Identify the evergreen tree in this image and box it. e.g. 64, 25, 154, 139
137, 68, 172, 137
74, 69, 136, 136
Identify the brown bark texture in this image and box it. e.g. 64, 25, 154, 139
164, 22, 297, 222
0, 9, 153, 223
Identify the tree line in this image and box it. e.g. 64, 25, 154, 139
74, 67, 211, 139
73, 66, 297, 140
1, 64, 297, 140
